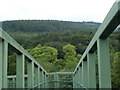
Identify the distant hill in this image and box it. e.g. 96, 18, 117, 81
2, 20, 100, 33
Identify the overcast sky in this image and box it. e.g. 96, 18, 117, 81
0, 0, 115, 22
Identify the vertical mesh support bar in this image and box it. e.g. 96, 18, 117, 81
16, 54, 25, 88
97, 38, 111, 88
3, 41, 8, 88
87, 53, 96, 88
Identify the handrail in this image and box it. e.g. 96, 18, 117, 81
0, 27, 48, 89
7, 75, 48, 88
0, 28, 47, 74
73, 0, 120, 88
48, 72, 73, 75
74, 0, 120, 73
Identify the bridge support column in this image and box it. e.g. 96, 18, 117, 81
82, 60, 88, 88
97, 38, 111, 88
87, 52, 96, 88
27, 61, 34, 88
16, 54, 25, 88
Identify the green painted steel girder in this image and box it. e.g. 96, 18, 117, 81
1, 0, 120, 89
74, 0, 120, 74
0, 28, 48, 75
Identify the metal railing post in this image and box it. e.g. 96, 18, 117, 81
0, 38, 2, 89
54, 73, 59, 88
16, 54, 25, 88
0, 22, 2, 28
41, 71, 44, 88
43, 72, 45, 88
73, 74, 75, 88
97, 38, 111, 88
39, 70, 42, 88
2, 41, 8, 88
74, 72, 77, 88
12, 77, 16, 88
78, 68, 80, 88
44, 74, 47, 88
78, 66, 82, 88
76, 71, 79, 88
34, 66, 39, 87
82, 60, 88, 88
87, 52, 96, 88
27, 61, 34, 88
37, 67, 40, 87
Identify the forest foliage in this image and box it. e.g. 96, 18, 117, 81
3, 20, 120, 88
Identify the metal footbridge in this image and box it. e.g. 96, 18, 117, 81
0, 0, 120, 89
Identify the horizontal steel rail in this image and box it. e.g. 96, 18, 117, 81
73, 0, 120, 88
48, 72, 73, 75
0, 27, 48, 89
7, 75, 48, 89
0, 28, 47, 74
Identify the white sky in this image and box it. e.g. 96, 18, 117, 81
0, 0, 115, 22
